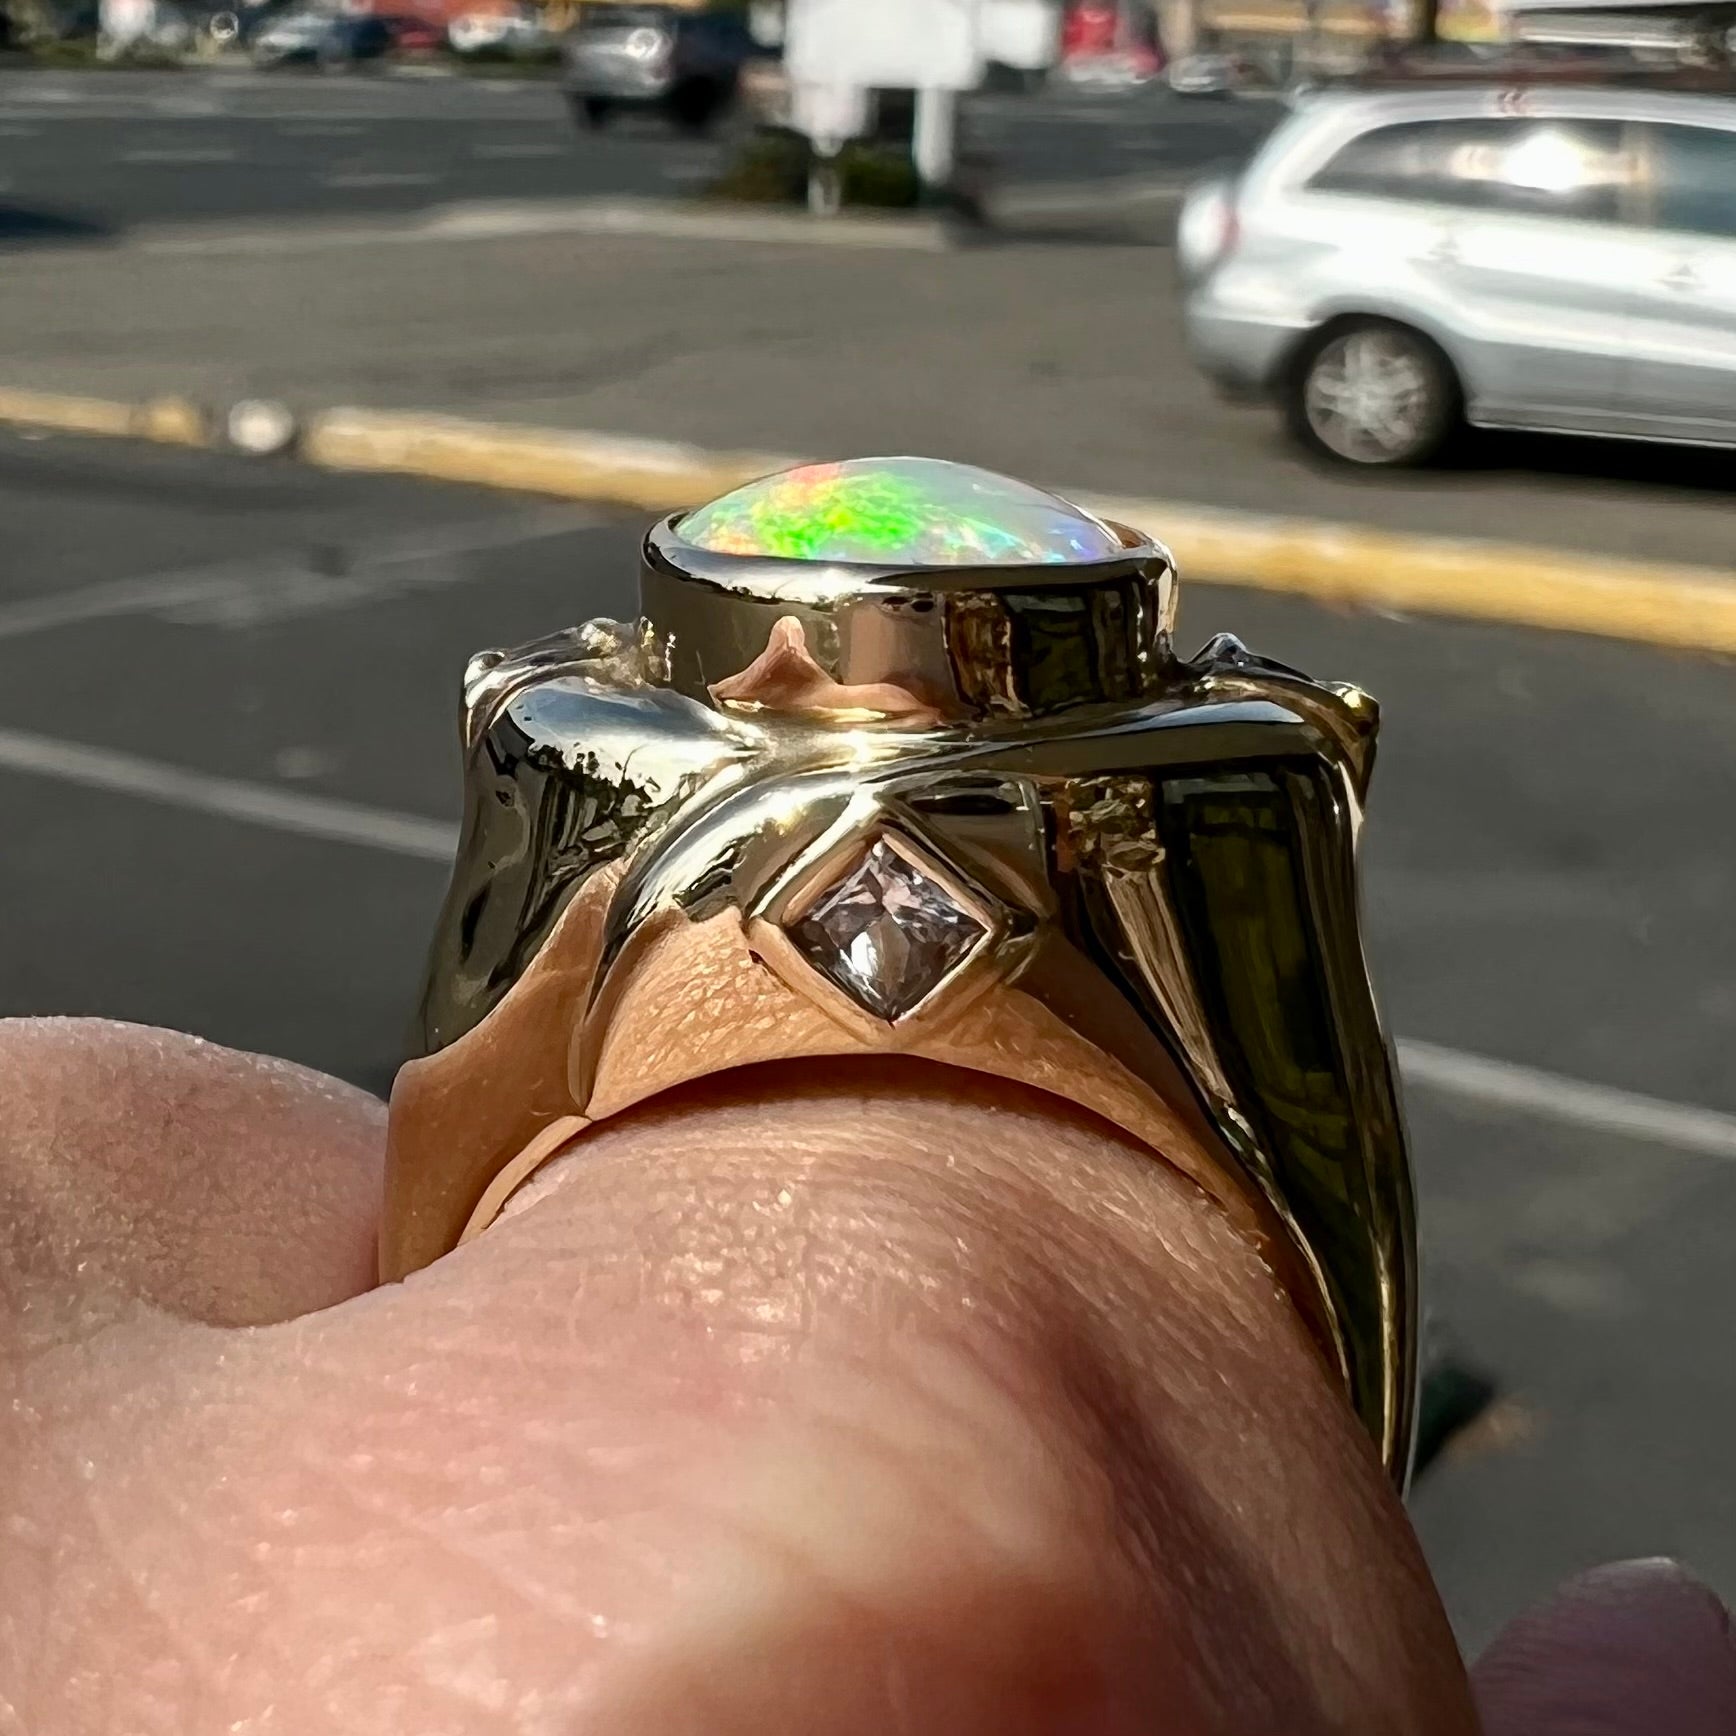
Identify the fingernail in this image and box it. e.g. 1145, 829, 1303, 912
1474, 1558, 1736, 1736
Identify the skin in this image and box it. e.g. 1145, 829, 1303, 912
0, 1018, 1730, 1734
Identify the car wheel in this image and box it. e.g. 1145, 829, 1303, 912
579, 96, 614, 129
1288, 320, 1459, 468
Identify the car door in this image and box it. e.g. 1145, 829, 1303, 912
1619, 119, 1736, 442
1306, 112, 1649, 431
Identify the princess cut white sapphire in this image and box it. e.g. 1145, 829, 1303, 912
787, 837, 989, 1021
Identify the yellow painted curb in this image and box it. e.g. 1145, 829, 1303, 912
0, 387, 208, 447
136, 396, 209, 447
301, 409, 790, 515
1080, 494, 1736, 658
300, 409, 1736, 659
4, 390, 1734, 657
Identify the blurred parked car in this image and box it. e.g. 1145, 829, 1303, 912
447, 3, 548, 55
561, 3, 761, 132
1178, 84, 1736, 465
1057, 0, 1162, 86
251, 6, 394, 64
1166, 51, 1240, 96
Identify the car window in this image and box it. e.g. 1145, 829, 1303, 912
1310, 117, 1634, 223
1641, 123, 1736, 240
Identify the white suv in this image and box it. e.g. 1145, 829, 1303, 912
1178, 85, 1736, 465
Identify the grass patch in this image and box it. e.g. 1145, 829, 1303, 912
14, 37, 188, 68
447, 46, 562, 74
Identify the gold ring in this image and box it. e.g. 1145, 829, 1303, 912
380, 456, 1418, 1484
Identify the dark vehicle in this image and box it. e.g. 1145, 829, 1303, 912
251, 7, 395, 66
561, 3, 762, 133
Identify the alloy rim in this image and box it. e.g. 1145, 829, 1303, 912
1305, 330, 1434, 463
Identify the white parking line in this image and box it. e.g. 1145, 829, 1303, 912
277, 121, 365, 138
261, 110, 435, 125
0, 106, 208, 122
0, 727, 458, 861
120, 146, 241, 165
471, 141, 565, 159
0, 506, 601, 640
1396, 1040, 1736, 1164
323, 169, 438, 188
1, 712, 1729, 1163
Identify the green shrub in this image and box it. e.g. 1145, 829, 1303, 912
26, 37, 185, 67
708, 131, 923, 210
449, 42, 562, 70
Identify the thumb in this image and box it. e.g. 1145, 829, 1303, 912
4, 1038, 1475, 1735
1474, 1559, 1736, 1736
367, 1061, 1473, 1735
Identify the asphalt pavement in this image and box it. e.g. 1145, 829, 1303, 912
2, 427, 1733, 1650
0, 63, 697, 234
0, 64, 1268, 235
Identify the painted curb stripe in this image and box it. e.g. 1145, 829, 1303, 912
2, 390, 1732, 655
0, 388, 207, 447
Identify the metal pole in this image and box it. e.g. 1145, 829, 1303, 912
912, 86, 957, 192
807, 153, 843, 217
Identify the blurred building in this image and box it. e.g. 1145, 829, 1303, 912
1193, 0, 1423, 62
1440, 0, 1736, 56
1193, 0, 1736, 65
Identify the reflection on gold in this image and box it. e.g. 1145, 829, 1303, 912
1061, 774, 1238, 1110
709, 614, 942, 725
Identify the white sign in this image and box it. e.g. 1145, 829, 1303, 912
789, 80, 871, 155
979, 0, 1060, 70
100, 0, 155, 45
786, 0, 985, 92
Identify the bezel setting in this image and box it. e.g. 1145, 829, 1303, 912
746, 804, 1017, 1041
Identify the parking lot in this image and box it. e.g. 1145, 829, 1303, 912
3, 63, 1731, 594
0, 64, 1266, 234
3, 425, 1734, 1649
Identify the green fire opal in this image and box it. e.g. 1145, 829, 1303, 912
676, 457, 1124, 568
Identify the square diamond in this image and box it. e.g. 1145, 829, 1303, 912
787, 837, 989, 1022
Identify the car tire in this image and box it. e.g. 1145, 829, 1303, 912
579, 96, 614, 130
1286, 320, 1460, 468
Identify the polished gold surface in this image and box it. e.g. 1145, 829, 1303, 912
384, 461, 1418, 1485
